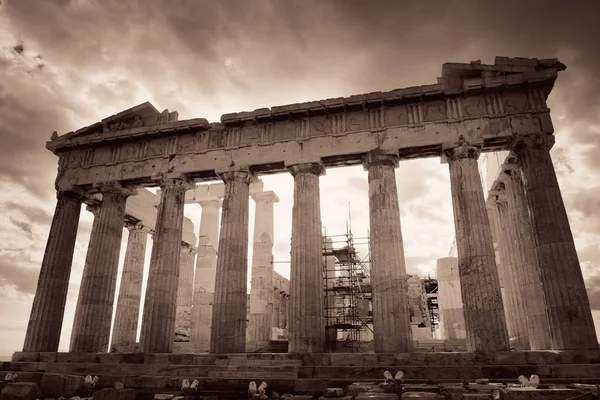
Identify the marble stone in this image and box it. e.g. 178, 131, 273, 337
247, 191, 279, 349
175, 244, 197, 342
191, 199, 221, 351
288, 162, 326, 353
513, 134, 598, 350
23, 191, 82, 352
71, 183, 132, 352
436, 257, 466, 340
443, 139, 509, 352
140, 174, 192, 353
111, 223, 150, 352
210, 170, 254, 353
363, 151, 412, 353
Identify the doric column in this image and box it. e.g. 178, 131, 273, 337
363, 150, 413, 353
71, 183, 132, 352
174, 244, 196, 342
513, 134, 598, 349
247, 191, 279, 350
288, 162, 326, 353
191, 199, 221, 351
140, 174, 192, 353
23, 190, 83, 352
497, 156, 552, 350
442, 139, 509, 352
210, 170, 254, 353
490, 192, 530, 350
110, 223, 150, 352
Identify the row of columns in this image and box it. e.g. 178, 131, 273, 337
23, 132, 597, 354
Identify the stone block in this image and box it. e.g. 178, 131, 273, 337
319, 397, 352, 400
439, 385, 465, 400
500, 388, 596, 400
323, 387, 344, 397
167, 353, 194, 365
400, 393, 441, 399
356, 393, 399, 399
10, 353, 38, 362
402, 385, 440, 393
467, 383, 504, 391
92, 388, 136, 400
97, 353, 122, 364
37, 352, 57, 362
39, 373, 85, 397
462, 394, 494, 399
346, 382, 380, 397
121, 353, 144, 364
0, 383, 42, 400
56, 352, 97, 363
154, 395, 174, 400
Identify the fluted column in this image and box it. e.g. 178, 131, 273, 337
191, 199, 221, 351
71, 183, 132, 352
363, 151, 413, 353
247, 191, 279, 350
490, 193, 530, 350
498, 156, 552, 350
140, 174, 191, 353
443, 139, 509, 352
513, 134, 598, 349
23, 190, 83, 352
210, 170, 254, 353
288, 162, 326, 353
174, 244, 196, 342
110, 223, 150, 352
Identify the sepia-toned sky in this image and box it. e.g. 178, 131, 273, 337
0, 0, 599, 355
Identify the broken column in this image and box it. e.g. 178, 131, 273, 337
497, 156, 552, 350
210, 170, 254, 353
436, 257, 465, 340
513, 134, 598, 349
191, 199, 221, 351
23, 190, 83, 352
71, 183, 132, 352
174, 243, 197, 343
247, 191, 279, 351
490, 190, 530, 350
140, 173, 191, 353
110, 222, 150, 352
363, 150, 413, 353
443, 139, 509, 352
288, 162, 326, 353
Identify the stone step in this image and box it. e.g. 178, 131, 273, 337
214, 358, 302, 366
207, 370, 299, 380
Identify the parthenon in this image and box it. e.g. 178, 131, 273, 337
4, 56, 600, 398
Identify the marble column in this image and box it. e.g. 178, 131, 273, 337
363, 151, 413, 353
443, 140, 509, 352
175, 244, 196, 342
23, 190, 83, 352
281, 294, 288, 330
191, 199, 221, 351
140, 174, 191, 353
288, 162, 326, 353
513, 134, 598, 349
247, 191, 279, 350
491, 193, 530, 350
497, 157, 552, 350
110, 223, 150, 352
210, 170, 254, 353
272, 289, 281, 330
70, 183, 132, 352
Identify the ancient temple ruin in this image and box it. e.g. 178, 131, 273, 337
4, 56, 600, 398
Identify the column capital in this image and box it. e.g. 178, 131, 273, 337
94, 181, 136, 197
288, 162, 325, 177
85, 203, 100, 217
441, 137, 483, 163
125, 221, 152, 234
151, 173, 194, 190
362, 150, 399, 170
251, 190, 280, 204
199, 199, 222, 208
181, 243, 197, 255
218, 170, 255, 185
511, 133, 555, 153
56, 188, 89, 202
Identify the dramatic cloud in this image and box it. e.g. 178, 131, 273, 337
0, 0, 599, 353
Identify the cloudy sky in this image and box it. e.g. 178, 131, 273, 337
0, 0, 599, 355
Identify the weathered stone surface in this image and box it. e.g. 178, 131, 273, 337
436, 257, 466, 340
363, 151, 412, 353
0, 383, 42, 400
513, 134, 598, 350
288, 163, 326, 353
500, 388, 596, 400
39, 373, 85, 397
347, 383, 381, 397
92, 388, 136, 400
400, 394, 441, 399
174, 244, 196, 343
111, 223, 149, 352
443, 139, 509, 352
71, 184, 131, 352
323, 387, 345, 397
462, 394, 494, 399
141, 174, 191, 353
23, 191, 82, 353
210, 170, 254, 353
247, 191, 279, 348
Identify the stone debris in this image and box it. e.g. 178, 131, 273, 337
322, 388, 345, 397
40, 373, 85, 398
83, 376, 99, 390
153, 395, 174, 400
113, 381, 124, 390
401, 393, 442, 399
0, 383, 42, 400
91, 388, 136, 400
